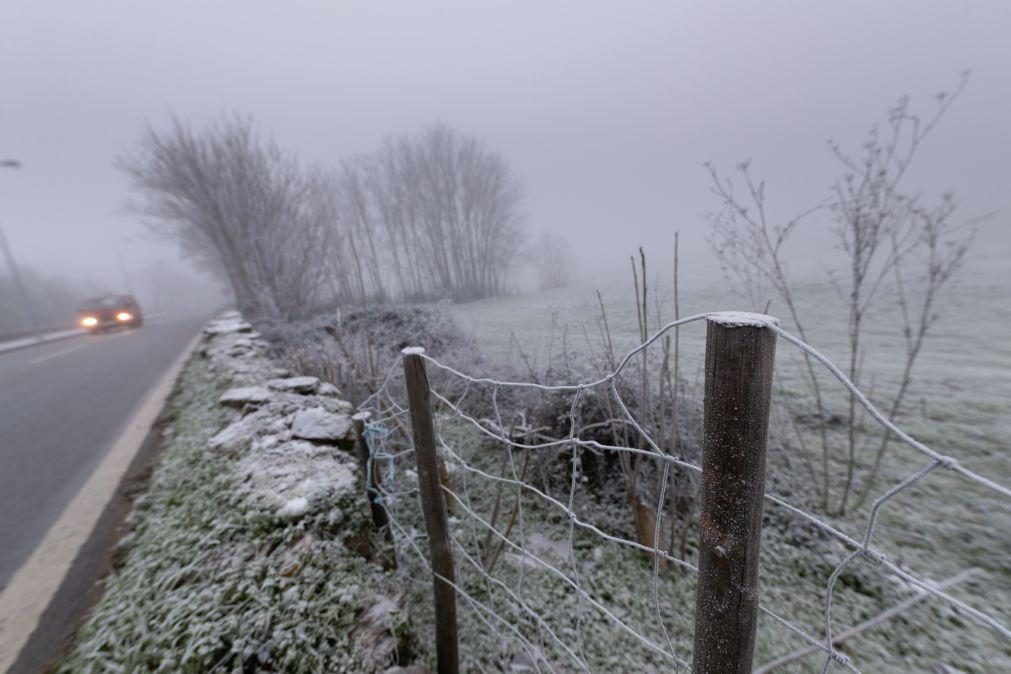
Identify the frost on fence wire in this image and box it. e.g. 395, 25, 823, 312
356, 313, 1010, 673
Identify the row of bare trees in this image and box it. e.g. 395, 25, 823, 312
119, 118, 533, 318
327, 126, 526, 303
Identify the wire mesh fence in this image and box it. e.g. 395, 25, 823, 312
355, 312, 1010, 673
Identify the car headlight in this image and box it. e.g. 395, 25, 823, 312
116, 312, 133, 321
81, 316, 98, 327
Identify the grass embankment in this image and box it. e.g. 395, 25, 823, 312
58, 356, 409, 674
264, 302, 1009, 672
379, 415, 1009, 673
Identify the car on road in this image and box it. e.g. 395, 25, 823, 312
78, 295, 144, 333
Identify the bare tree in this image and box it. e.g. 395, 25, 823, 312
707, 73, 978, 515
117, 116, 332, 320
706, 161, 835, 510
529, 231, 572, 290
377, 124, 525, 301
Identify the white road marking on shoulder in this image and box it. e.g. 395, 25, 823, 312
26, 343, 89, 366
0, 329, 86, 356
0, 331, 202, 671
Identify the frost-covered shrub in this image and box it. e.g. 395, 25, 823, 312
261, 303, 480, 408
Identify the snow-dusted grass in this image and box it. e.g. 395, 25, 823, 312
381, 441, 694, 671
377, 412, 1008, 673
445, 277, 1011, 672
57, 356, 408, 674
251, 286, 1010, 672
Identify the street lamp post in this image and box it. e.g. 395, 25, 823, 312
1, 159, 41, 335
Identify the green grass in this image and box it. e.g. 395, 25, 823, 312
58, 357, 409, 674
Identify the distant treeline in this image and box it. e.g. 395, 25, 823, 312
0, 269, 84, 335
119, 118, 565, 320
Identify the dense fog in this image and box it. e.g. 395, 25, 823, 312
2, 1, 1009, 327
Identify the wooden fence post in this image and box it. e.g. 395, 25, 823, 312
692, 312, 777, 674
352, 411, 390, 533
402, 347, 459, 674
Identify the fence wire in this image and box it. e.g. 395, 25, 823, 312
357, 313, 1010, 673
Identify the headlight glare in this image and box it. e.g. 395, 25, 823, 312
116, 312, 132, 322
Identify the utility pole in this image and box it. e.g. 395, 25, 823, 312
0, 225, 39, 333
0, 158, 40, 334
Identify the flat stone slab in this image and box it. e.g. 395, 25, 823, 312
267, 376, 320, 394
209, 414, 265, 453
204, 316, 254, 335
318, 382, 340, 397
219, 386, 272, 407
291, 407, 352, 442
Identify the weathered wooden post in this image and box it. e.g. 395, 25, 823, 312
692, 312, 777, 674
402, 347, 459, 674
352, 411, 390, 533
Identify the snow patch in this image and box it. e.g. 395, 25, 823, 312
401, 346, 426, 356
707, 311, 779, 328
277, 496, 310, 519
237, 440, 357, 510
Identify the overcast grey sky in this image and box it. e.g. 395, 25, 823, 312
2, 0, 1009, 287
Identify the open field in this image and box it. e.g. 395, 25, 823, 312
438, 269, 1011, 671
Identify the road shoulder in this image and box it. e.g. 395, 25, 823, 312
0, 330, 85, 357
0, 332, 200, 673
48, 314, 410, 673
8, 416, 165, 674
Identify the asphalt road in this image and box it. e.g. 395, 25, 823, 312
0, 316, 206, 589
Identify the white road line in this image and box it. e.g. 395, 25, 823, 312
0, 331, 203, 672
0, 330, 85, 356
25, 343, 89, 367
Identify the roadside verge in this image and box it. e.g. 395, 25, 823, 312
0, 328, 200, 672
33, 312, 413, 673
